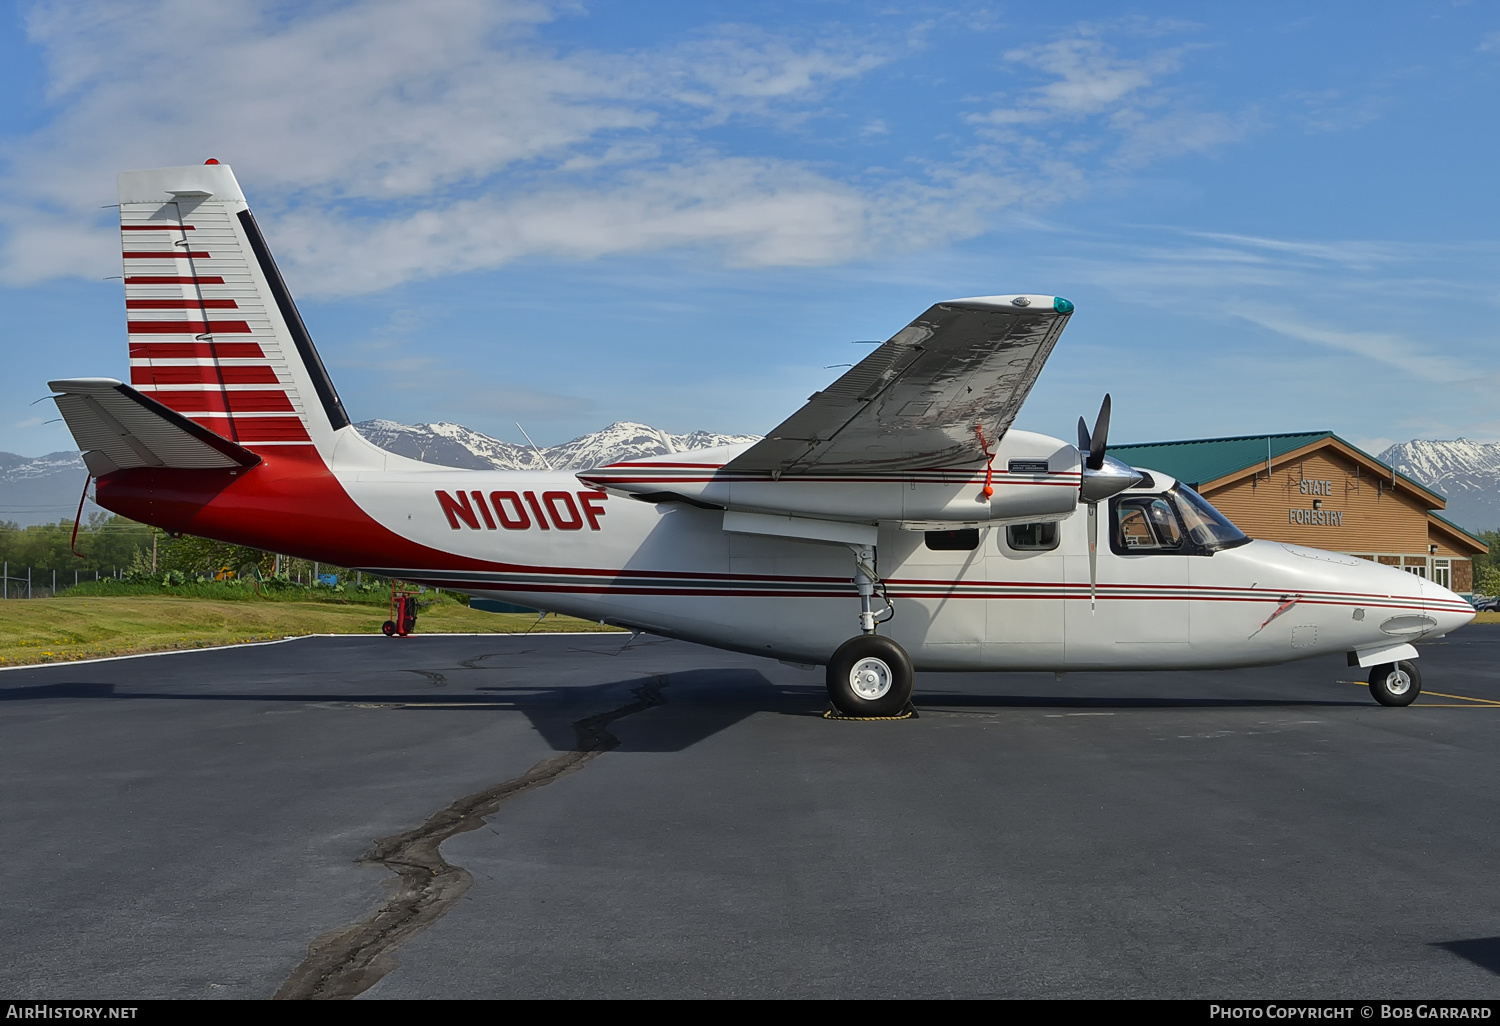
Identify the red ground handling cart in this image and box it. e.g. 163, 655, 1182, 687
381, 581, 421, 637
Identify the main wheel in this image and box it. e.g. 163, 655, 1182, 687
1369, 660, 1422, 706
381, 620, 397, 637
826, 635, 914, 717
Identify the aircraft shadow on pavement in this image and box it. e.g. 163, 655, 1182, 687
1433, 938, 1500, 976
0, 668, 823, 754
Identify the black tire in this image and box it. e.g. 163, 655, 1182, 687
1369, 660, 1422, 706
381, 620, 397, 637
826, 635, 914, 717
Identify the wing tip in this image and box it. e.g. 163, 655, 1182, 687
942, 294, 1072, 314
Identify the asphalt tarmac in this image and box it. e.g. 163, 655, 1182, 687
2, 625, 1499, 1000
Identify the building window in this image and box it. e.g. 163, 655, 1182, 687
1006, 522, 1059, 551
1432, 559, 1451, 589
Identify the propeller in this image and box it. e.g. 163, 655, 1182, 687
1076, 393, 1110, 471
1075, 393, 1140, 612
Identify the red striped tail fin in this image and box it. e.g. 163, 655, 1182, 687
117, 162, 349, 461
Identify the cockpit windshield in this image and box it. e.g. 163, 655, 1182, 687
1169, 483, 1250, 552
1110, 484, 1249, 555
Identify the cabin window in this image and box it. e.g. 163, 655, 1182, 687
1006, 522, 1059, 551
925, 528, 980, 551
1112, 497, 1184, 553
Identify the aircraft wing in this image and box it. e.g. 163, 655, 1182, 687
723, 295, 1073, 475
49, 377, 261, 477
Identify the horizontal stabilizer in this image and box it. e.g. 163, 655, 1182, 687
48, 377, 261, 476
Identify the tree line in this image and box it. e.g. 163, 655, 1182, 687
1475, 529, 1500, 596
0, 515, 374, 595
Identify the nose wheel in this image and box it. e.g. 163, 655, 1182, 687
826, 635, 914, 717
1369, 660, 1422, 706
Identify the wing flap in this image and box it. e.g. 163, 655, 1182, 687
49, 377, 261, 475
725, 295, 1071, 475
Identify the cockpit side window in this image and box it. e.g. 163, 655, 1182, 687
1006, 522, 1059, 551
1112, 496, 1184, 553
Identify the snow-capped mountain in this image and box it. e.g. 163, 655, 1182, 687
0, 450, 100, 527
0, 421, 759, 527
1377, 438, 1500, 533
353, 419, 760, 471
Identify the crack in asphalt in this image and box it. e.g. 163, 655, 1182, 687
402, 669, 448, 688
273, 674, 668, 1000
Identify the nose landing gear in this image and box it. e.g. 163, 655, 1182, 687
1369, 660, 1422, 706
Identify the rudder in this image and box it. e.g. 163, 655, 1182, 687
118, 161, 348, 460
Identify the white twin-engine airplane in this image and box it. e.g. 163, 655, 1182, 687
48, 162, 1475, 716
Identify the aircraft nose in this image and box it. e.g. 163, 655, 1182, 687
1421, 576, 1477, 634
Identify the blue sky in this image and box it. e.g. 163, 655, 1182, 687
2, 0, 1498, 457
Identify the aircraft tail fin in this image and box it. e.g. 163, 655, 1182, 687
49, 377, 262, 476
117, 162, 348, 461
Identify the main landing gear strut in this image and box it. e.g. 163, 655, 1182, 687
825, 544, 913, 718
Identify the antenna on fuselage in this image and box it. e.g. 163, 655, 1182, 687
515, 422, 554, 471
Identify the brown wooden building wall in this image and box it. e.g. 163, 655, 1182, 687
1204, 448, 1428, 553
1180, 440, 1485, 593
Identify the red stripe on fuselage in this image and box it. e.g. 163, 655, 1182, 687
121, 224, 195, 230
94, 448, 496, 572
122, 251, 211, 259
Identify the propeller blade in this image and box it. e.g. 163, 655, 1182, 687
1088, 502, 1098, 612
1088, 393, 1111, 470
1077, 416, 1091, 457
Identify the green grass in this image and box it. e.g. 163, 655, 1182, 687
57, 578, 395, 603
0, 595, 623, 667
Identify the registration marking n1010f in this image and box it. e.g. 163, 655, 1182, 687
436, 489, 608, 531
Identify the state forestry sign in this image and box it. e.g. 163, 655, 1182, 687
1291, 477, 1344, 527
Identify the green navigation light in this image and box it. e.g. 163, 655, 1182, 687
1054, 297, 1074, 314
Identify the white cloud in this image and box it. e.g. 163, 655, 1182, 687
1176, 230, 1400, 270
0, 0, 926, 291
970, 29, 1254, 168
998, 36, 1179, 119
1286, 88, 1386, 134
1235, 312, 1469, 383
276, 157, 1028, 296
13, 0, 650, 204
0, 4, 1251, 295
